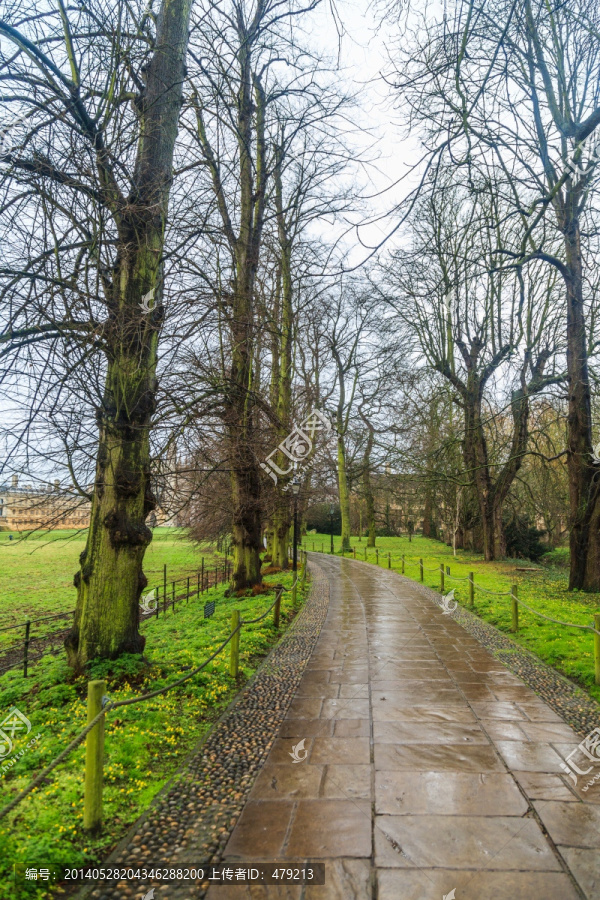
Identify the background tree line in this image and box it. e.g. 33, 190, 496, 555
1, 0, 599, 670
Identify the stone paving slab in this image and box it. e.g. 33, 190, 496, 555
210, 555, 600, 899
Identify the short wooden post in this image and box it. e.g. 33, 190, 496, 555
197, 572, 200, 598
84, 680, 105, 833
312, 541, 315, 551
230, 610, 240, 677
301, 552, 307, 591
172, 581, 175, 612
163, 563, 167, 608
353, 547, 356, 559
419, 558, 423, 581
446, 565, 450, 575
201, 558, 204, 593
511, 585, 519, 632
401, 555, 405, 575
469, 572, 474, 608
388, 552, 391, 569
23, 620, 30, 678
364, 547, 367, 560
274, 586, 282, 627
187, 576, 190, 602
376, 549, 379, 565
595, 613, 600, 686
440, 565, 445, 593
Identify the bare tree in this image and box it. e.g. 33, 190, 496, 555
0, 0, 192, 668
381, 181, 564, 559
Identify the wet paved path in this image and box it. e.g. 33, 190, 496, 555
209, 554, 600, 899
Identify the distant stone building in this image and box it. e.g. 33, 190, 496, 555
0, 475, 91, 531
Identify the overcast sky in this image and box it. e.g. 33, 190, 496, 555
299, 0, 429, 268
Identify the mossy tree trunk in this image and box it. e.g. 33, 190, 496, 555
65, 0, 192, 670
270, 142, 294, 569
336, 436, 352, 551
194, 19, 269, 590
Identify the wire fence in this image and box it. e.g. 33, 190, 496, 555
0, 550, 308, 828
0, 556, 234, 678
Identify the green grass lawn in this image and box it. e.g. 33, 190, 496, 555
0, 562, 305, 898
304, 532, 600, 705
0, 528, 228, 654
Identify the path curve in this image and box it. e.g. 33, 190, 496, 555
207, 554, 600, 899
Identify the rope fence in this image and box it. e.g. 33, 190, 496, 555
304, 540, 600, 684
0, 549, 309, 830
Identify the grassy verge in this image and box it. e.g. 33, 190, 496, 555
0, 565, 305, 898
305, 532, 600, 705
0, 528, 228, 653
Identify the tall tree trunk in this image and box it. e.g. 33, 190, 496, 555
463, 381, 497, 561
362, 422, 376, 546
65, 0, 192, 670
270, 146, 294, 569
337, 436, 352, 551
228, 275, 263, 589
562, 207, 600, 590
226, 50, 267, 591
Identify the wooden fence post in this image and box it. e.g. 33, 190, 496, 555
230, 610, 240, 677
388, 552, 391, 569
274, 585, 282, 627
353, 547, 356, 559
469, 573, 474, 608
595, 613, 600, 686
201, 558, 204, 593
401, 555, 405, 574
376, 549, 379, 566
84, 680, 106, 833
419, 559, 423, 581
511, 585, 519, 632
364, 547, 367, 560
23, 620, 30, 678
440, 565, 445, 593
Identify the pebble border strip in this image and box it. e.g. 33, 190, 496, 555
77, 564, 330, 900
